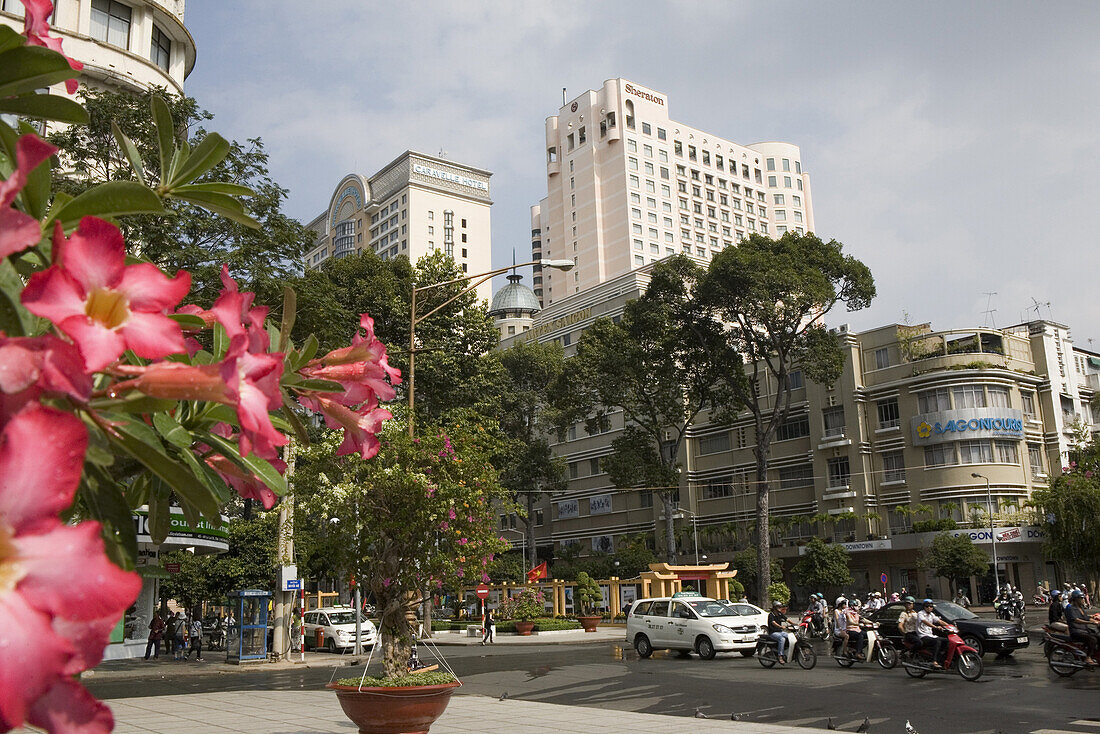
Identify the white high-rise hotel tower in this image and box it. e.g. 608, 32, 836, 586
530, 78, 815, 306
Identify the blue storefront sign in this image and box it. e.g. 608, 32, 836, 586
911, 408, 1024, 445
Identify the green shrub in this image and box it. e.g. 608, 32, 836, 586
727, 578, 745, 600
574, 571, 603, 615
767, 581, 791, 606
336, 670, 457, 687
912, 518, 958, 533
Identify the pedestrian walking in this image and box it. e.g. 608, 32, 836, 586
144, 612, 165, 660
186, 615, 203, 660
173, 612, 187, 660
481, 609, 495, 645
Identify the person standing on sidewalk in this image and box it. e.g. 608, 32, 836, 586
186, 615, 204, 660
481, 609, 495, 645
173, 612, 188, 660
144, 612, 165, 660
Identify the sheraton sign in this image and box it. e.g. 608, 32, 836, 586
624, 83, 665, 106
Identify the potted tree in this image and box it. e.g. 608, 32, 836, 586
298, 419, 511, 734
498, 588, 544, 635
574, 572, 604, 632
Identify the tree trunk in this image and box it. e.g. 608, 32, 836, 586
755, 449, 771, 605
378, 591, 418, 679
663, 493, 677, 563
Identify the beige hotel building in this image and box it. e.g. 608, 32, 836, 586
496, 265, 1100, 604
530, 78, 814, 306
305, 151, 494, 304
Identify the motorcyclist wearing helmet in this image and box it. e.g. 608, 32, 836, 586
768, 600, 791, 664
897, 596, 920, 651
916, 599, 949, 668
810, 593, 827, 633
1065, 589, 1098, 665
1049, 589, 1065, 625
833, 597, 851, 656
844, 599, 866, 660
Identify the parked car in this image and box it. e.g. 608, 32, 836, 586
626, 594, 767, 660
303, 607, 377, 653
868, 599, 1029, 657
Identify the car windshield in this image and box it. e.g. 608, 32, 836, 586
327, 612, 361, 625
685, 600, 736, 618
934, 601, 977, 621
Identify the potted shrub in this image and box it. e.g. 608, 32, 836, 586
299, 419, 511, 733
574, 572, 604, 632
498, 588, 544, 635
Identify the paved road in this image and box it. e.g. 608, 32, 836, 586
87, 641, 1100, 733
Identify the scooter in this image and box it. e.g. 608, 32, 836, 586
797, 607, 831, 642
832, 620, 898, 669
1044, 624, 1097, 677
757, 627, 817, 669
899, 624, 983, 681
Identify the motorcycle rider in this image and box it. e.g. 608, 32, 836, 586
1065, 589, 1099, 665
834, 597, 851, 657
917, 599, 949, 668
768, 600, 791, 664
810, 593, 827, 634
1049, 589, 1065, 625
953, 588, 971, 608
844, 599, 866, 660
898, 596, 921, 651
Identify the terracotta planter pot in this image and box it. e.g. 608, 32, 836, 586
513, 620, 535, 636
326, 681, 459, 734
576, 615, 602, 633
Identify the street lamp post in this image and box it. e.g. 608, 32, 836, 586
407, 258, 574, 438
501, 528, 526, 569
674, 509, 701, 565
971, 472, 1000, 599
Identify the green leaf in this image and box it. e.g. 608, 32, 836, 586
281, 395, 310, 446
0, 258, 34, 336
169, 181, 253, 196
16, 120, 52, 220
153, 412, 193, 449
203, 432, 287, 496
212, 322, 228, 360
150, 95, 175, 181
295, 378, 344, 393
79, 473, 138, 570
168, 312, 207, 330
90, 393, 178, 414
168, 189, 260, 229
111, 419, 222, 519
83, 422, 116, 467
54, 180, 165, 227
0, 24, 25, 55
278, 284, 296, 353
127, 473, 151, 510
0, 46, 79, 98
111, 121, 145, 186
0, 92, 88, 124
295, 333, 319, 370
147, 479, 171, 544
166, 132, 230, 189
200, 403, 238, 426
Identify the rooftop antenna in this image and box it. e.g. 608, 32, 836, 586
563, 87, 567, 107
437, 147, 447, 159
981, 292, 997, 328
1029, 297, 1051, 321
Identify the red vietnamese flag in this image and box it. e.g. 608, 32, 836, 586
526, 562, 548, 582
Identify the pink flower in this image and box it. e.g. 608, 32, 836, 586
20, 0, 83, 94
298, 394, 389, 460
456, 569, 464, 578
481, 573, 490, 583
440, 521, 449, 531
382, 578, 392, 588
0, 134, 56, 260
22, 218, 190, 372
458, 537, 468, 546
0, 334, 90, 423
198, 425, 284, 509
0, 404, 140, 732
448, 508, 457, 520
211, 265, 270, 353
305, 315, 402, 403
220, 338, 285, 460
436, 579, 443, 588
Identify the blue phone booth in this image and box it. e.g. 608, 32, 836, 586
226, 589, 270, 663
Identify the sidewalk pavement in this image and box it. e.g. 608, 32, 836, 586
61, 690, 839, 734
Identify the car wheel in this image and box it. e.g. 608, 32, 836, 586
1049, 647, 1080, 677
739, 649, 755, 657
758, 646, 778, 668
961, 634, 984, 657
957, 650, 983, 681
696, 636, 716, 661
634, 635, 653, 659
795, 643, 817, 670
326, 638, 336, 653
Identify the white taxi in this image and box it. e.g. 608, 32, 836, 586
302, 606, 376, 653
625, 594, 767, 660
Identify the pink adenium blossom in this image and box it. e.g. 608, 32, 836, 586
20, 0, 83, 93
0, 134, 56, 260
304, 314, 401, 404
197, 424, 284, 509
0, 404, 141, 732
22, 218, 190, 372
0, 334, 90, 422
297, 394, 389, 461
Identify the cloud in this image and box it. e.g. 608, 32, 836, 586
185, 0, 1100, 344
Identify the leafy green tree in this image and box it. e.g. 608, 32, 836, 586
1031, 461, 1100, 589
768, 581, 791, 607
699, 231, 875, 603
732, 548, 784, 602
612, 535, 658, 579
498, 340, 569, 569
574, 572, 603, 615
563, 256, 742, 561
792, 538, 853, 598
47, 87, 313, 304
920, 532, 990, 596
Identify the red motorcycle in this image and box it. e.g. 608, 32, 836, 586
899, 624, 983, 681
796, 606, 831, 642
1044, 623, 1097, 677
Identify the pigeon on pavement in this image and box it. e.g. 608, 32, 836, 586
499, 692, 508, 701
905, 721, 919, 734
856, 717, 870, 732
826, 717, 837, 730
694, 708, 708, 719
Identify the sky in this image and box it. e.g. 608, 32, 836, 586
184, 1, 1100, 347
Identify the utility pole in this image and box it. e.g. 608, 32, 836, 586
272, 440, 296, 661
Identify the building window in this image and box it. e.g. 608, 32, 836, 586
988, 386, 1011, 408
91, 0, 132, 49
874, 347, 890, 370
788, 370, 803, 389
958, 439, 993, 464
877, 398, 900, 429
589, 457, 600, 475
702, 476, 733, 500
1028, 443, 1045, 476
888, 505, 912, 533
778, 464, 814, 490
776, 415, 809, 441
151, 25, 171, 71
640, 490, 653, 508
995, 440, 1019, 464
766, 158, 776, 171
918, 388, 951, 413
827, 457, 850, 488
822, 406, 845, 437
578, 126, 587, 144
568, 462, 579, 479
882, 451, 906, 483
924, 443, 957, 467
443, 210, 454, 257
953, 385, 986, 409
641, 121, 651, 135
1021, 391, 1037, 419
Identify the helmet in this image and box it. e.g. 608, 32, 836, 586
922, 598, 934, 606
835, 596, 847, 607
903, 596, 915, 604
1071, 589, 1085, 600
772, 600, 784, 609
1052, 589, 1062, 598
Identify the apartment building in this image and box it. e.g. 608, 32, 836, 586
304, 152, 494, 303
497, 269, 1098, 602
530, 78, 813, 306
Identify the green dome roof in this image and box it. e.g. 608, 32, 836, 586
489, 273, 541, 316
